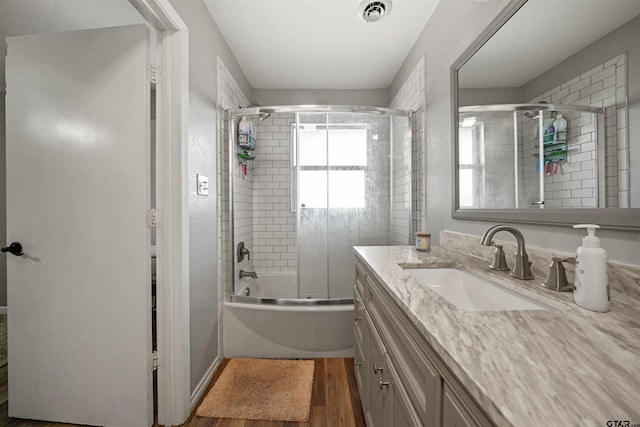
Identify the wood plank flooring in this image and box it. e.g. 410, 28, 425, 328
0, 358, 365, 427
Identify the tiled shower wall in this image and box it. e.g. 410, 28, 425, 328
522, 54, 628, 208
390, 57, 425, 238
390, 114, 411, 244
217, 56, 249, 298
251, 113, 394, 275
251, 113, 297, 274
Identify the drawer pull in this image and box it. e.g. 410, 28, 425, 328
355, 361, 363, 367
379, 380, 389, 390
373, 365, 384, 374
354, 316, 362, 321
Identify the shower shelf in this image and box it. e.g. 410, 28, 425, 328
237, 147, 255, 161
543, 140, 567, 146
533, 147, 577, 156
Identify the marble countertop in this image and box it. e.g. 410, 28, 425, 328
354, 245, 640, 427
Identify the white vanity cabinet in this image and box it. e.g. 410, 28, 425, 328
354, 259, 494, 427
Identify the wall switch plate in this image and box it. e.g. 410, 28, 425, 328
197, 174, 209, 196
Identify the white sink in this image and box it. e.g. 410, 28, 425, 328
407, 268, 550, 311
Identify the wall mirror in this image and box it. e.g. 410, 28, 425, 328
452, 0, 640, 230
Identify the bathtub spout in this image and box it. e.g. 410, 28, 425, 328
239, 269, 257, 279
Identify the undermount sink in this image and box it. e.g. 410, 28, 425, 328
406, 268, 551, 311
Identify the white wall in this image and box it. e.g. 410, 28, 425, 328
0, 0, 145, 307
390, 0, 640, 265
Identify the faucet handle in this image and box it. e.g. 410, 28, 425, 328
237, 242, 251, 262
542, 257, 574, 292
488, 244, 510, 271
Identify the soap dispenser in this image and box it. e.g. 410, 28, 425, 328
573, 224, 609, 312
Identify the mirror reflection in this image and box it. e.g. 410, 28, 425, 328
456, 0, 640, 210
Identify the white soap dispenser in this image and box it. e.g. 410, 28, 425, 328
572, 224, 609, 312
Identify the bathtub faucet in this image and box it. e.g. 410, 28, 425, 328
239, 269, 257, 279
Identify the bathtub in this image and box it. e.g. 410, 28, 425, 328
223, 274, 354, 358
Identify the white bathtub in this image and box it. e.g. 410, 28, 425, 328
223, 274, 354, 358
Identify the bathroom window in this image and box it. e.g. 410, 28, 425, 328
298, 126, 367, 208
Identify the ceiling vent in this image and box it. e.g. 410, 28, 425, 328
359, 0, 392, 23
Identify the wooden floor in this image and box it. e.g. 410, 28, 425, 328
0, 358, 365, 427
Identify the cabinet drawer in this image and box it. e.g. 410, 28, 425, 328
354, 331, 367, 397
368, 274, 440, 427
354, 288, 366, 350
366, 311, 386, 427
354, 257, 368, 298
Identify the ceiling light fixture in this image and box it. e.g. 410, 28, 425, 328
358, 0, 392, 23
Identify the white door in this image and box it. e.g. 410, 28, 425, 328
5, 25, 152, 426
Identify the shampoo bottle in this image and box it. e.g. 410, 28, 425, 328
573, 224, 609, 312
238, 116, 251, 147
553, 113, 567, 141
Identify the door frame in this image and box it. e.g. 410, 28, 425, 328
128, 1, 190, 424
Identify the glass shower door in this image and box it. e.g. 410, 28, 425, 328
296, 113, 329, 299
296, 112, 391, 299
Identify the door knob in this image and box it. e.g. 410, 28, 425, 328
2, 242, 23, 256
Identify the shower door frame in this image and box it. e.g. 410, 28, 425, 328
228, 105, 414, 304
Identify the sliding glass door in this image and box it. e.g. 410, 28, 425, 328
296, 112, 392, 299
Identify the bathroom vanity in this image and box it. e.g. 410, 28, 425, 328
353, 244, 640, 427
355, 256, 491, 426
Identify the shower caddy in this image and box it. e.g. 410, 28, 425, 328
237, 116, 256, 176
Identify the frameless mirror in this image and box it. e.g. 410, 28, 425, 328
452, 0, 640, 230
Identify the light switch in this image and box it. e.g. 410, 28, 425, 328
197, 174, 209, 196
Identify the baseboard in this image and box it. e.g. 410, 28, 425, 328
190, 356, 221, 411
0, 307, 6, 315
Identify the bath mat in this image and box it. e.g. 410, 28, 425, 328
196, 358, 314, 422
0, 314, 6, 367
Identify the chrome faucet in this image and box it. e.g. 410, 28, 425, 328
480, 224, 534, 280
239, 269, 257, 279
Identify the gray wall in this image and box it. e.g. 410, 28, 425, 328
252, 88, 389, 107
169, 0, 251, 394
0, 0, 145, 306
390, 0, 640, 265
